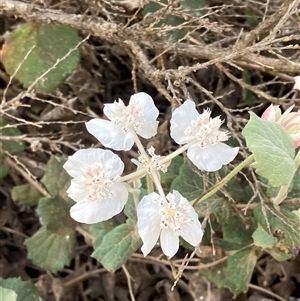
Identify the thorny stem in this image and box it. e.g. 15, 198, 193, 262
272, 150, 300, 206
192, 154, 255, 207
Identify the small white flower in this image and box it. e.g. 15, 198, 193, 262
170, 100, 239, 172
63, 149, 128, 224
137, 191, 203, 258
294, 76, 300, 91
86, 92, 159, 151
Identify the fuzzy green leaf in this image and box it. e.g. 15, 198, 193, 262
160, 156, 184, 191
37, 196, 74, 232
25, 196, 75, 273
223, 215, 254, 247
92, 219, 142, 272
0, 159, 9, 179
181, 0, 207, 17
90, 219, 118, 249
0, 278, 41, 301
242, 113, 295, 187
2, 22, 80, 93
252, 223, 277, 248
196, 196, 232, 222
254, 204, 300, 252
11, 184, 43, 206
0, 287, 18, 301
25, 226, 75, 273
0, 119, 26, 154
170, 162, 204, 201
226, 248, 258, 293
41, 155, 71, 203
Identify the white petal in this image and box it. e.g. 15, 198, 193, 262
63, 149, 103, 178
130, 92, 159, 139
170, 100, 198, 144
187, 143, 239, 172
103, 99, 126, 121
293, 76, 300, 91
70, 183, 128, 224
137, 192, 162, 256
100, 149, 124, 178
63, 149, 124, 178
180, 219, 203, 247
67, 180, 89, 202
86, 118, 135, 151
160, 228, 179, 258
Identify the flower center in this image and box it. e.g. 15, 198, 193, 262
183, 109, 229, 148
82, 163, 116, 201
111, 101, 146, 134
157, 194, 193, 235
138, 146, 167, 174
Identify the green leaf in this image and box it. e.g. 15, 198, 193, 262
0, 287, 18, 301
242, 113, 295, 187
201, 249, 257, 296
200, 262, 236, 293
25, 226, 75, 273
142, 1, 188, 41
181, 0, 207, 17
41, 155, 71, 203
90, 219, 118, 249
196, 196, 231, 222
254, 204, 300, 251
227, 248, 258, 293
37, 196, 74, 232
124, 192, 138, 221
288, 166, 300, 198
0, 158, 9, 179
245, 8, 259, 27
170, 162, 204, 201
11, 184, 43, 206
0, 277, 41, 301
242, 70, 255, 106
223, 215, 254, 247
92, 219, 142, 272
25, 196, 75, 273
0, 119, 26, 154
266, 248, 293, 261
160, 156, 184, 191
2, 22, 80, 93
252, 223, 277, 248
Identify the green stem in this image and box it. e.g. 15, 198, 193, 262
192, 154, 255, 207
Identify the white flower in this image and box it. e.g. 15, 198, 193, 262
137, 191, 203, 258
170, 100, 239, 172
86, 92, 159, 151
294, 76, 300, 91
63, 148, 128, 224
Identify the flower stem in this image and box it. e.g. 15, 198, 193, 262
160, 139, 198, 165
192, 154, 255, 207
132, 132, 166, 198
120, 139, 197, 183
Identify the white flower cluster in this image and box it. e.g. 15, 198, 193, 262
63, 92, 239, 257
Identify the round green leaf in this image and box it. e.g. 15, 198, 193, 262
0, 278, 41, 301
0, 119, 26, 154
0, 287, 18, 301
25, 226, 75, 273
242, 113, 295, 187
2, 22, 80, 93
